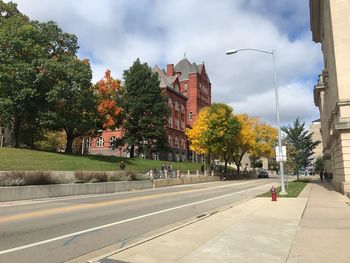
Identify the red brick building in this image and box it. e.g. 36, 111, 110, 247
172, 58, 212, 127
87, 58, 212, 161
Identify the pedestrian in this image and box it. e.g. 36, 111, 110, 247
120, 161, 126, 171
319, 170, 324, 182
201, 164, 205, 174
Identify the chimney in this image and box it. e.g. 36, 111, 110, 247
167, 64, 174, 76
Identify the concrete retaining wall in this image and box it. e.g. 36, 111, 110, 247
0, 176, 220, 202
154, 176, 220, 188
0, 181, 152, 202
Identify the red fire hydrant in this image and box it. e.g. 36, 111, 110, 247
271, 186, 277, 201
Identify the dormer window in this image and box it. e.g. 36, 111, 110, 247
174, 84, 179, 92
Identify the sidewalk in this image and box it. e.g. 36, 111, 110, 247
90, 179, 350, 263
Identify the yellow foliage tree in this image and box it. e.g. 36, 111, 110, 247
185, 107, 209, 154
250, 122, 278, 159
232, 115, 277, 174
186, 103, 241, 175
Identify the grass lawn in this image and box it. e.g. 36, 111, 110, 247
0, 147, 201, 172
257, 178, 310, 198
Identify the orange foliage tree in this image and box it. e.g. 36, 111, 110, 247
94, 69, 122, 129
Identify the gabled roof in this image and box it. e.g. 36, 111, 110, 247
152, 66, 177, 88
152, 66, 187, 99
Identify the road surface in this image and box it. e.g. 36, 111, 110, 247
0, 178, 278, 262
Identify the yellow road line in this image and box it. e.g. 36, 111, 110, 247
0, 182, 246, 223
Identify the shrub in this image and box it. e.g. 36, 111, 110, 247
0, 172, 25, 186
24, 171, 57, 185
74, 171, 108, 183
0, 171, 58, 186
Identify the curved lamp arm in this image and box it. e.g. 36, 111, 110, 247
226, 48, 273, 55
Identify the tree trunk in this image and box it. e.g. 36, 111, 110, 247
129, 145, 134, 158
236, 163, 240, 175
224, 159, 228, 176
13, 116, 21, 148
65, 129, 74, 153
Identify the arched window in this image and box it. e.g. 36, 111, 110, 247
175, 101, 179, 111
168, 115, 172, 127
109, 136, 116, 147
96, 137, 104, 147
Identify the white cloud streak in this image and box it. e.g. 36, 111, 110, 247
10, 0, 322, 125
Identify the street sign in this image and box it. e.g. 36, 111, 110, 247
275, 146, 287, 161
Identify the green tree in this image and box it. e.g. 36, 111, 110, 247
0, 1, 85, 149
282, 118, 320, 180
0, 2, 44, 147
39, 56, 100, 153
122, 59, 168, 158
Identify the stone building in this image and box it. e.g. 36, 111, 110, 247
87, 58, 212, 161
310, 0, 350, 194
309, 119, 323, 163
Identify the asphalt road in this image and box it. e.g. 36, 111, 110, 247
0, 178, 278, 263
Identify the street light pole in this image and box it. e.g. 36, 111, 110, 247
226, 48, 287, 195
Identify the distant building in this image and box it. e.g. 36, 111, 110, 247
309, 119, 323, 163
87, 58, 212, 161
310, 0, 350, 194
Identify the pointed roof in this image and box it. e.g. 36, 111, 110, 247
174, 58, 205, 81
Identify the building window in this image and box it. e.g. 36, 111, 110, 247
175, 153, 180, 162
168, 135, 172, 147
96, 137, 104, 147
109, 136, 116, 147
168, 98, 173, 108
181, 138, 185, 149
168, 152, 173, 161
184, 83, 188, 91
175, 136, 179, 148
174, 84, 179, 92
168, 116, 172, 127
175, 118, 179, 130
152, 153, 159, 160
181, 105, 185, 112
84, 138, 91, 148
189, 112, 193, 121
175, 101, 179, 111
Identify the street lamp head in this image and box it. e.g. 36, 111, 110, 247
226, 49, 238, 55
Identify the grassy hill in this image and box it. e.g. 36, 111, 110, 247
0, 147, 201, 172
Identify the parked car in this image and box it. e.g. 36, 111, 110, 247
258, 170, 269, 178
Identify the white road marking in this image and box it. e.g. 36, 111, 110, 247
0, 179, 265, 208
0, 183, 272, 255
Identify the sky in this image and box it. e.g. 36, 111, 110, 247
10, 0, 323, 127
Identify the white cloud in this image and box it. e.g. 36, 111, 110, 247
10, 0, 323, 126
